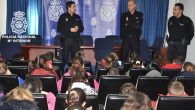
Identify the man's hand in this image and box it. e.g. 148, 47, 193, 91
70, 26, 79, 32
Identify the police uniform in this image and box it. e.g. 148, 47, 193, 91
168, 15, 194, 62
120, 11, 143, 61
57, 12, 84, 65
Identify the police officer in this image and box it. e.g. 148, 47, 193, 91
57, 1, 84, 67
120, 0, 143, 62
168, 3, 194, 62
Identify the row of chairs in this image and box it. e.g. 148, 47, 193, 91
1, 75, 195, 102
96, 67, 181, 84
33, 93, 195, 110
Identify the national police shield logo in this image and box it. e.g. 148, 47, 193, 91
100, 0, 116, 22
11, 11, 27, 35
48, 0, 64, 22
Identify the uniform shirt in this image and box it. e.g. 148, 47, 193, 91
57, 12, 84, 38
120, 11, 143, 39
168, 15, 194, 44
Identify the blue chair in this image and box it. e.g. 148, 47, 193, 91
94, 38, 114, 61
80, 35, 93, 46
105, 35, 121, 46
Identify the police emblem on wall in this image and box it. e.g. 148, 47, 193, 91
11, 11, 27, 35
100, 0, 116, 22
51, 29, 57, 38
48, 0, 64, 22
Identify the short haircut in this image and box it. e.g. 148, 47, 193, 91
107, 67, 119, 75
0, 100, 38, 110
67, 103, 86, 110
183, 62, 195, 72
168, 81, 185, 96
120, 83, 136, 95
120, 92, 153, 110
23, 77, 43, 93
66, 88, 86, 107
5, 87, 34, 102
66, 1, 75, 10
175, 3, 184, 11
0, 62, 8, 74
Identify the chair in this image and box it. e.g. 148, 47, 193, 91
61, 76, 94, 93
8, 60, 29, 66
80, 35, 93, 46
26, 75, 58, 95
0, 75, 19, 94
176, 76, 195, 95
105, 35, 121, 46
161, 68, 181, 79
55, 93, 98, 110
8, 66, 28, 79
96, 68, 107, 82
104, 94, 128, 110
98, 75, 132, 104
53, 61, 63, 78
129, 68, 151, 84
136, 76, 170, 100
54, 35, 62, 46
156, 96, 195, 110
123, 62, 133, 73
94, 38, 114, 61
33, 93, 48, 110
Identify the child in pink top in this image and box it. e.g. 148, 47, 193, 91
57, 56, 99, 92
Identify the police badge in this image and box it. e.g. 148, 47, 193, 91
48, 0, 64, 22
51, 29, 57, 38
11, 11, 27, 35
126, 17, 128, 21
65, 18, 68, 22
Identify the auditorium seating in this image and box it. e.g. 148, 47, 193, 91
0, 74, 19, 94
123, 62, 133, 73
55, 93, 98, 110
33, 93, 48, 110
161, 68, 181, 79
96, 68, 108, 82
156, 96, 195, 110
136, 76, 170, 100
96, 67, 124, 82
8, 65, 28, 79
98, 75, 132, 104
80, 35, 93, 46
61, 76, 94, 93
129, 68, 151, 84
176, 76, 195, 95
26, 75, 58, 95
104, 94, 128, 110
8, 60, 29, 66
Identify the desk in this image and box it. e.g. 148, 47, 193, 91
21, 45, 121, 65
21, 45, 97, 65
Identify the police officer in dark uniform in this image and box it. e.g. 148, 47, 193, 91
168, 3, 194, 62
57, 1, 84, 67
120, 0, 143, 62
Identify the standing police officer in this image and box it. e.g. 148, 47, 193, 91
57, 1, 84, 67
120, 0, 143, 61
168, 3, 194, 62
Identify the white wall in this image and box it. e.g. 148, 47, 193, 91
0, 0, 7, 36
178, 0, 195, 63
